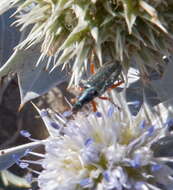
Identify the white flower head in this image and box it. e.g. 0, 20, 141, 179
38, 92, 173, 190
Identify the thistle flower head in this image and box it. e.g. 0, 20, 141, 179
1, 0, 173, 85
37, 92, 173, 190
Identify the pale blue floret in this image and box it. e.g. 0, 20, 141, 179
103, 168, 131, 190
49, 121, 60, 129
95, 111, 102, 118
12, 153, 29, 169
103, 171, 110, 182
40, 110, 49, 117
139, 120, 146, 129
147, 126, 155, 136
19, 162, 29, 169
130, 154, 141, 168
20, 130, 31, 138
84, 138, 94, 147
151, 164, 162, 172
79, 178, 93, 188
165, 118, 173, 129
62, 111, 72, 117
82, 139, 100, 164
107, 105, 115, 117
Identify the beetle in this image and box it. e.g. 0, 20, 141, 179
72, 62, 123, 113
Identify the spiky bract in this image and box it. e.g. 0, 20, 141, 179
1, 0, 173, 84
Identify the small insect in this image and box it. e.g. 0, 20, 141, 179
72, 62, 123, 113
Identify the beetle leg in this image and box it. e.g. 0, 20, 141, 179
99, 96, 110, 100
89, 49, 96, 74
91, 100, 97, 112
109, 80, 124, 89
90, 63, 95, 74
99, 96, 121, 110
